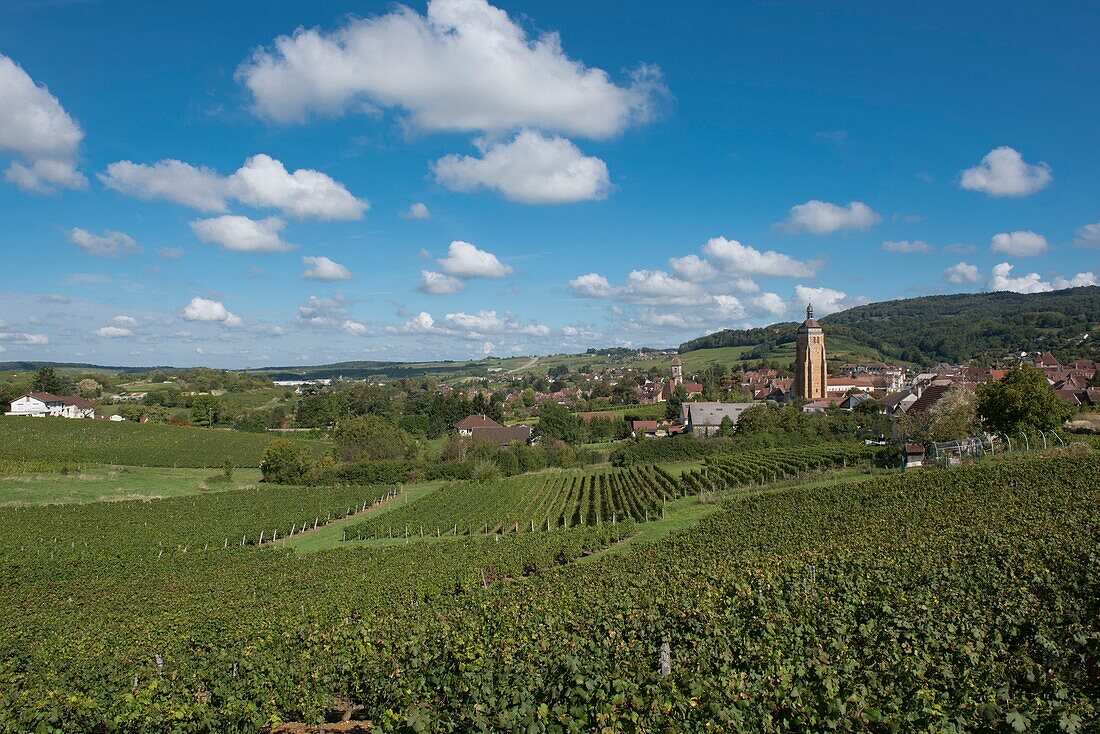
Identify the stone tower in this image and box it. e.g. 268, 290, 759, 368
793, 303, 827, 399
670, 356, 684, 386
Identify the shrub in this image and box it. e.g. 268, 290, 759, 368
260, 440, 315, 484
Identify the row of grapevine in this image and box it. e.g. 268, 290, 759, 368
344, 464, 683, 539
679, 443, 879, 492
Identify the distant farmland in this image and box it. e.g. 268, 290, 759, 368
0, 417, 324, 468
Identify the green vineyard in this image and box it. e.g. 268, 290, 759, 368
343, 465, 684, 539
0, 454, 1095, 732
680, 443, 881, 491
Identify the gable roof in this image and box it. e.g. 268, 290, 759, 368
473, 425, 532, 446
454, 414, 502, 430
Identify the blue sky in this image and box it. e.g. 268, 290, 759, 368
0, 0, 1097, 367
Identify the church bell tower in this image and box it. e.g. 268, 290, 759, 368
793, 303, 827, 399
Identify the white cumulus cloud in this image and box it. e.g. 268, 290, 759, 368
1074, 223, 1100, 248
0, 54, 86, 194
182, 297, 243, 327
227, 154, 366, 220
990, 230, 1048, 257
702, 237, 819, 277
68, 228, 140, 258
236, 0, 664, 139
568, 273, 616, 298
780, 200, 881, 235
0, 331, 49, 346
668, 254, 717, 282
417, 270, 465, 295
944, 262, 982, 284
402, 202, 431, 220
959, 146, 1051, 197
881, 240, 933, 254
301, 255, 353, 280
95, 326, 132, 338
437, 240, 512, 278
793, 285, 864, 317
190, 215, 291, 253
1052, 272, 1097, 289
100, 154, 366, 220
746, 292, 788, 317
988, 263, 1051, 294
342, 319, 368, 336
433, 130, 609, 204
99, 159, 227, 211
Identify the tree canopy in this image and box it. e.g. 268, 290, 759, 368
976, 365, 1074, 435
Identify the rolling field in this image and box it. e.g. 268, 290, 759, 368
0, 416, 324, 468
1, 451, 1096, 732
0, 465, 262, 506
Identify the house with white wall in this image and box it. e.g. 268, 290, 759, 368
6, 392, 95, 419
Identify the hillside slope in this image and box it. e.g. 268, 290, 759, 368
679, 286, 1100, 365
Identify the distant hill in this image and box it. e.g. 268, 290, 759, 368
679, 286, 1100, 366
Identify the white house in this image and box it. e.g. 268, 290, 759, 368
6, 392, 95, 419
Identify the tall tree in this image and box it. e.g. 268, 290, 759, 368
976, 365, 1074, 435
32, 367, 68, 394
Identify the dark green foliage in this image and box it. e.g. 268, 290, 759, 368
31, 366, 73, 395
680, 286, 1100, 365
977, 364, 1076, 435
259, 439, 316, 484
665, 384, 687, 420
332, 415, 418, 463
534, 402, 584, 444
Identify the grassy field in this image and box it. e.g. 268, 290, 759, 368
0, 416, 325, 468
0, 465, 263, 506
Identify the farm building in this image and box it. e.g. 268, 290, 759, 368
680, 402, 753, 437
6, 393, 95, 419
454, 414, 533, 446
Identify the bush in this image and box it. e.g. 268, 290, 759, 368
333, 415, 419, 463
469, 460, 502, 485
260, 440, 315, 484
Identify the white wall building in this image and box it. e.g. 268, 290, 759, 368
6, 393, 95, 419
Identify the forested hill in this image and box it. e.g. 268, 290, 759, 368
679, 286, 1100, 366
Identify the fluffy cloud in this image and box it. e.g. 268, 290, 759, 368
944, 262, 982, 284
621, 269, 707, 306
668, 254, 717, 282
780, 200, 881, 235
236, 0, 663, 139
113, 315, 137, 326
0, 54, 86, 193
746, 292, 788, 317
396, 308, 549, 339
402, 202, 431, 220
99, 159, 226, 211
959, 146, 1051, 197
987, 263, 1051, 294
417, 270, 465, 295
182, 297, 242, 327
0, 331, 49, 346
881, 240, 933, 254
301, 255, 353, 280
95, 326, 132, 338
701, 237, 819, 277
68, 228, 140, 258
437, 240, 512, 278
100, 154, 366, 220
990, 230, 1048, 257
297, 294, 348, 327
190, 215, 291, 253
1074, 223, 1100, 248
711, 295, 746, 320
227, 154, 366, 220
1052, 272, 1097, 289
568, 273, 616, 298
433, 130, 609, 204
342, 319, 368, 336
792, 285, 864, 317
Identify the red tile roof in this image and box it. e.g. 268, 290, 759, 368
454, 414, 502, 430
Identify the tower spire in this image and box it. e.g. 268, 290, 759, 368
807, 302, 814, 320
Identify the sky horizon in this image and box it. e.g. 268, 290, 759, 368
1, 0, 1098, 368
